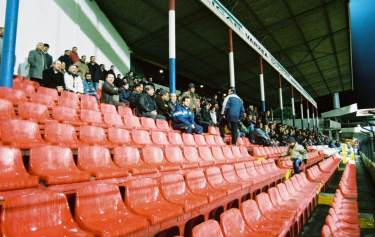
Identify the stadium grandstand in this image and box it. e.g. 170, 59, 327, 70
0, 0, 374, 236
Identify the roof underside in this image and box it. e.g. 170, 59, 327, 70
96, 0, 351, 105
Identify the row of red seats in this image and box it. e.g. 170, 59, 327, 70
306, 156, 340, 190
321, 163, 359, 237
304, 151, 325, 167
252, 146, 288, 159
191, 171, 321, 237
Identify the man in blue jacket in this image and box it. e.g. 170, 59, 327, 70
172, 96, 203, 134
221, 87, 245, 144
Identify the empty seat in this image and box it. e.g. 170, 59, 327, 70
231, 146, 243, 160
220, 208, 266, 237
118, 105, 133, 117
44, 122, 78, 148
185, 169, 226, 202
0, 87, 27, 104
79, 125, 108, 145
51, 106, 81, 124
80, 109, 103, 125
0, 147, 39, 191
140, 117, 157, 130
132, 129, 152, 146
1, 190, 93, 237
29, 93, 55, 107
151, 130, 169, 146
142, 146, 179, 171
123, 115, 141, 129
160, 173, 207, 212
18, 102, 50, 122
210, 146, 227, 164
100, 103, 117, 114
205, 134, 217, 146
58, 93, 79, 108
80, 94, 99, 111
221, 165, 251, 190
192, 220, 224, 237
103, 112, 124, 127
0, 99, 15, 120
0, 119, 43, 148
125, 178, 184, 224
107, 127, 131, 146
194, 134, 207, 146
221, 146, 236, 161
182, 146, 203, 166
198, 147, 216, 164
78, 145, 128, 179
183, 133, 197, 146
168, 132, 183, 146
30, 145, 90, 185
113, 146, 158, 175
214, 135, 226, 146
165, 145, 197, 169
205, 166, 241, 195
75, 183, 149, 236
156, 119, 170, 131
207, 126, 218, 135
38, 87, 59, 100
14, 81, 36, 97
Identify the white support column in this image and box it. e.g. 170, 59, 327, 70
278, 74, 284, 124
291, 87, 296, 127
300, 96, 304, 130
306, 101, 310, 130
168, 0, 176, 93
312, 109, 315, 130
228, 29, 235, 88
259, 56, 265, 112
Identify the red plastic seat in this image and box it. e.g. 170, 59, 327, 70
160, 173, 208, 212
220, 208, 267, 237
221, 146, 236, 161
192, 219, 224, 237
80, 109, 103, 125
30, 93, 55, 107
13, 81, 36, 97
80, 94, 99, 111
140, 117, 157, 130
0, 119, 43, 148
205, 134, 217, 146
0, 87, 27, 104
132, 129, 152, 146
18, 102, 50, 122
103, 112, 124, 127
125, 177, 184, 224
221, 165, 251, 190
118, 105, 133, 117
194, 134, 207, 146
0, 99, 15, 120
100, 103, 117, 114
30, 145, 90, 185
211, 146, 227, 164
205, 166, 241, 195
58, 93, 79, 108
75, 183, 149, 236
38, 86, 59, 101
108, 127, 131, 146
151, 130, 170, 146
156, 119, 170, 131
185, 169, 226, 202
79, 125, 108, 145
78, 145, 128, 179
0, 147, 38, 191
214, 135, 226, 146
183, 133, 197, 146
44, 122, 78, 148
207, 126, 218, 135
123, 115, 141, 129
165, 145, 197, 169
182, 146, 203, 166
198, 146, 216, 164
143, 146, 180, 171
231, 146, 244, 160
1, 190, 93, 237
168, 132, 184, 146
51, 106, 81, 124
240, 147, 253, 159
113, 146, 158, 175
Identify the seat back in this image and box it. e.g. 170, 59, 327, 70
211, 146, 226, 162
220, 208, 246, 236
192, 220, 224, 237
168, 132, 183, 146
1, 190, 76, 236
18, 102, 50, 121
100, 103, 117, 114
0, 99, 15, 120
118, 105, 133, 117
239, 146, 251, 157
30, 145, 78, 173
207, 126, 217, 135
205, 135, 216, 146
156, 119, 170, 130
80, 109, 103, 124
103, 113, 123, 127
255, 192, 273, 213
240, 199, 262, 225
160, 173, 187, 198
182, 133, 196, 146
0, 87, 27, 104
185, 169, 208, 191
51, 106, 79, 122
132, 129, 152, 146
123, 115, 142, 129
142, 146, 164, 165
221, 165, 238, 183
80, 94, 99, 111
79, 125, 106, 144
222, 146, 235, 160
231, 146, 242, 159
38, 87, 58, 100
194, 134, 207, 146
151, 131, 169, 146
108, 127, 131, 145
165, 146, 185, 164
113, 146, 140, 167
205, 166, 225, 186
198, 147, 215, 162
0, 119, 42, 144
30, 93, 55, 107
44, 122, 77, 145
126, 178, 160, 207
234, 162, 250, 179
78, 145, 114, 169
0, 147, 27, 177
140, 117, 157, 130
321, 224, 333, 237
183, 146, 200, 163
58, 94, 79, 108
214, 136, 225, 146
268, 187, 283, 207
276, 183, 290, 201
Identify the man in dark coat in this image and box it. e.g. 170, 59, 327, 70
42, 60, 64, 91
43, 43, 53, 69
221, 87, 245, 144
101, 73, 120, 105
28, 42, 45, 82
87, 56, 99, 87
58, 50, 73, 70
137, 84, 165, 120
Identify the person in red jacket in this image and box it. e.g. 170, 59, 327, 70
70, 46, 80, 63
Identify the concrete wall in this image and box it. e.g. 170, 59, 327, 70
0, 0, 131, 76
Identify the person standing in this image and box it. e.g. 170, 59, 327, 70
28, 42, 45, 82
43, 43, 53, 69
70, 47, 80, 63
87, 56, 99, 88
58, 50, 73, 70
0, 27, 3, 78
221, 87, 245, 145
76, 55, 89, 79
42, 60, 64, 92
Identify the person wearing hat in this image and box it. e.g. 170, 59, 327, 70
286, 136, 307, 174
180, 83, 198, 111
221, 87, 245, 145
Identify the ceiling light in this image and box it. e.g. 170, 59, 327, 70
200, 85, 204, 88
159, 69, 164, 74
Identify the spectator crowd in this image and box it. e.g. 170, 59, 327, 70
22, 41, 330, 148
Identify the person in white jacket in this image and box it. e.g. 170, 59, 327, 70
64, 64, 84, 94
